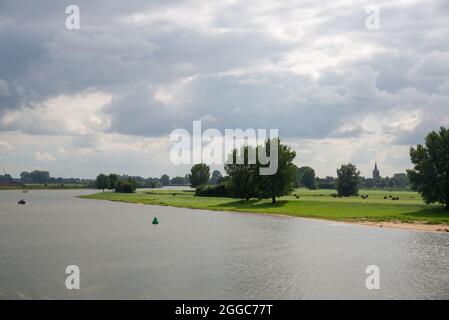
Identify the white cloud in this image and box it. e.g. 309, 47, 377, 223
1, 91, 112, 135
407, 51, 449, 80
35, 151, 55, 161
0, 140, 13, 150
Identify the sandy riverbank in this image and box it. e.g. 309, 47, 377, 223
353, 221, 449, 233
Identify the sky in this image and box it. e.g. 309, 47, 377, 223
0, 0, 448, 179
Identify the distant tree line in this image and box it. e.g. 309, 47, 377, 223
315, 173, 410, 190
0, 170, 94, 186
0, 173, 14, 182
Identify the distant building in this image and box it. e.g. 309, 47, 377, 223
373, 162, 380, 185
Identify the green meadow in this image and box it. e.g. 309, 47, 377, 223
81, 188, 449, 225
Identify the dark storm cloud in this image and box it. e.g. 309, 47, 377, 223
0, 0, 448, 146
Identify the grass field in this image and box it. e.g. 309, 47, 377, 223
80, 188, 449, 225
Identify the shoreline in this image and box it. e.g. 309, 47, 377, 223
217, 208, 449, 233
81, 195, 449, 233
353, 220, 449, 233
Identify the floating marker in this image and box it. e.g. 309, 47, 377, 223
152, 217, 159, 225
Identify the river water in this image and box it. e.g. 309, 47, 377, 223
0, 190, 448, 299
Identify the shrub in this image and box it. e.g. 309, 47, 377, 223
115, 179, 136, 193
195, 184, 229, 197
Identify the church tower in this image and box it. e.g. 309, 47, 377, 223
373, 162, 380, 185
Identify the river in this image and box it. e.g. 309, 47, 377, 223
0, 190, 448, 299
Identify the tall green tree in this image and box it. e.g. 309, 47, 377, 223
95, 174, 109, 191
407, 127, 449, 209
189, 163, 210, 188
297, 166, 317, 189
160, 174, 170, 186
336, 164, 360, 196
108, 173, 119, 190
253, 138, 297, 204
209, 170, 223, 185
224, 146, 256, 201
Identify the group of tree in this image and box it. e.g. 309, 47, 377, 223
324, 126, 449, 209
95, 173, 136, 193
171, 175, 190, 185
193, 138, 297, 204
315, 173, 410, 190
360, 174, 409, 189
294, 166, 317, 189
320, 165, 410, 196
20, 170, 50, 184
315, 176, 336, 189
188, 163, 211, 188
0, 173, 13, 182
149, 174, 190, 186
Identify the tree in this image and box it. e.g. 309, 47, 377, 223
391, 173, 409, 189
0, 174, 13, 182
407, 127, 449, 209
253, 138, 297, 204
171, 176, 187, 185
108, 173, 118, 190
297, 166, 317, 189
29, 170, 50, 184
95, 174, 109, 191
160, 174, 170, 186
209, 170, 223, 185
115, 178, 136, 193
20, 171, 31, 183
224, 146, 256, 201
316, 176, 336, 189
189, 163, 210, 188
336, 164, 360, 196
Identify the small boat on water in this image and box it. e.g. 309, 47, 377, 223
152, 217, 159, 225
17, 199, 26, 205
22, 190, 28, 193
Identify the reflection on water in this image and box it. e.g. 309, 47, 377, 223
0, 190, 448, 299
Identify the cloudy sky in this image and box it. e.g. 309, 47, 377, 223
0, 0, 448, 179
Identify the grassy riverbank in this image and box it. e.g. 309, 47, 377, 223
80, 188, 449, 225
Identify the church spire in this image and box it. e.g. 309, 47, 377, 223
373, 162, 380, 185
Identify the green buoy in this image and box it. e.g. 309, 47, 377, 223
152, 217, 159, 225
